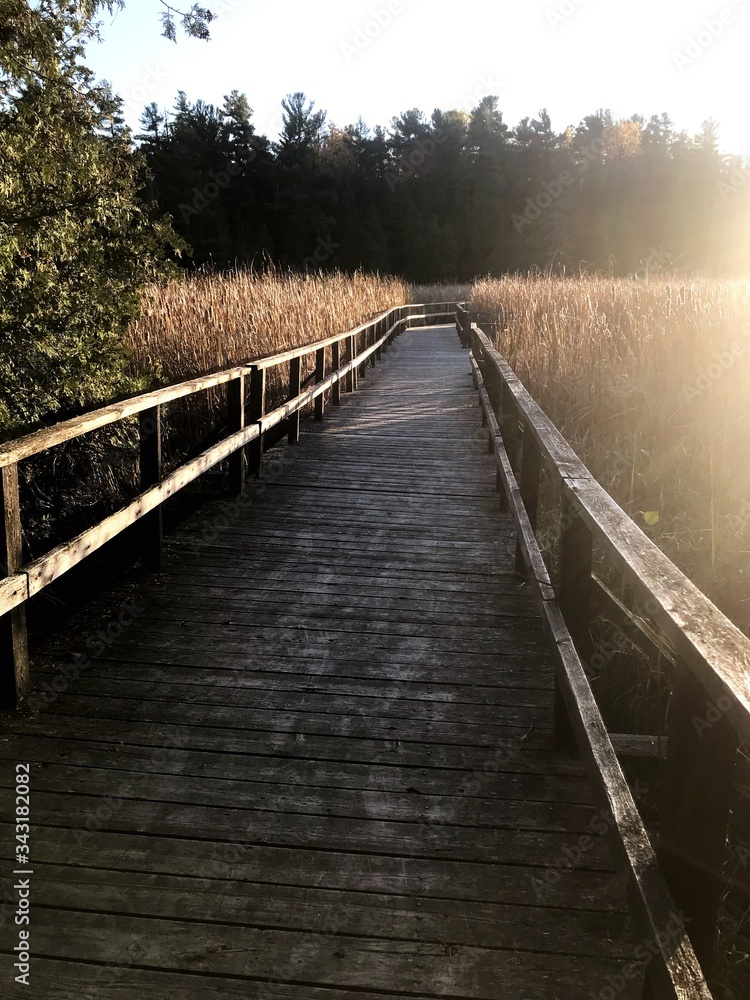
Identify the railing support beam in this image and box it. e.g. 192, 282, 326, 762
332, 341, 341, 405
657, 669, 738, 974
248, 365, 265, 476
139, 405, 162, 572
314, 347, 326, 421
556, 491, 593, 753
288, 357, 302, 444
228, 374, 245, 496
516, 432, 542, 573
347, 335, 357, 393
0, 464, 30, 709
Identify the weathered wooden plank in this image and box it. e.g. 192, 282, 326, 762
0, 911, 641, 999
0, 863, 630, 956
31, 659, 553, 706
0, 715, 563, 772
38, 694, 549, 745
0, 826, 622, 909
0, 769, 597, 832
0, 741, 591, 797
0, 793, 611, 866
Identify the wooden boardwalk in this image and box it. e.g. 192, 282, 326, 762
0, 325, 639, 998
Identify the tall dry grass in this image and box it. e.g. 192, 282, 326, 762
408, 283, 473, 305
127, 269, 407, 383
472, 275, 750, 631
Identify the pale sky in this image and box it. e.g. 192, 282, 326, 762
86, 0, 750, 156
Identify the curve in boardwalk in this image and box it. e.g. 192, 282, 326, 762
0, 324, 637, 998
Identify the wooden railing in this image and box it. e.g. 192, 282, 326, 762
457, 302, 749, 1000
0, 302, 457, 709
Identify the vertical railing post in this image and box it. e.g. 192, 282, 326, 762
139, 404, 162, 572
493, 380, 510, 511
288, 356, 302, 444
657, 670, 738, 973
515, 432, 542, 572
314, 347, 326, 420
347, 336, 356, 393
359, 329, 367, 380
369, 321, 377, 369
228, 373, 245, 496
555, 489, 593, 752
382, 314, 392, 353
332, 339, 341, 406
248, 364, 266, 476
499, 383, 521, 474
0, 464, 30, 708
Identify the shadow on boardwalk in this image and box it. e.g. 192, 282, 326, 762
0, 326, 639, 998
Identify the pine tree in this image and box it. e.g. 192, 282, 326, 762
0, 0, 179, 434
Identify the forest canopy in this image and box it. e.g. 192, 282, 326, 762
139, 92, 750, 281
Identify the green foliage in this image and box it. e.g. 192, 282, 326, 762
140, 88, 750, 283
0, 0, 179, 437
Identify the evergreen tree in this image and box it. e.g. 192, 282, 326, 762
0, 0, 178, 434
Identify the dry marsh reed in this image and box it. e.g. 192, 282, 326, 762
128, 269, 408, 382
27, 270, 407, 549
408, 283, 473, 305
472, 275, 750, 631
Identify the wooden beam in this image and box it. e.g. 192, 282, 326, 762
474, 323, 750, 748
658, 669, 738, 972
555, 492, 593, 753
516, 431, 541, 573
314, 347, 326, 421
331, 341, 341, 405
247, 365, 266, 476
347, 336, 356, 393
472, 358, 712, 1000
4, 422, 261, 612
0, 464, 30, 708
227, 374, 245, 496
139, 405, 162, 572
288, 357, 302, 444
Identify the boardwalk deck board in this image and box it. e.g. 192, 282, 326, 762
0, 325, 640, 998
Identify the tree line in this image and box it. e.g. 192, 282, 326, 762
139, 91, 750, 281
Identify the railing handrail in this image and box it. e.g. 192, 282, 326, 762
465, 307, 744, 998
0, 302, 455, 468
471, 323, 750, 742
0, 302, 460, 707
